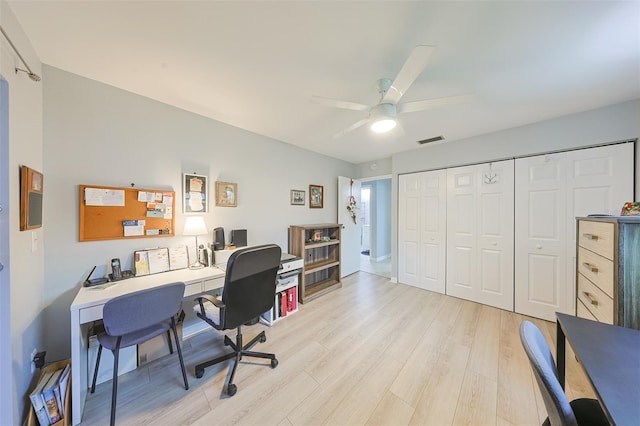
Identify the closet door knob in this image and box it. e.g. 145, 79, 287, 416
0, 262, 3, 272
536, 245, 542, 249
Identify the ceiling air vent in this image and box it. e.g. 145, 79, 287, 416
417, 136, 444, 145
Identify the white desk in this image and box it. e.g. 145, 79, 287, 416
69, 267, 225, 425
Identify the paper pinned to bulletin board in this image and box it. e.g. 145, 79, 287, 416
79, 184, 176, 242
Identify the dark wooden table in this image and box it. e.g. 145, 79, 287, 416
556, 312, 640, 425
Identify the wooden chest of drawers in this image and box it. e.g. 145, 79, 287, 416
576, 216, 640, 329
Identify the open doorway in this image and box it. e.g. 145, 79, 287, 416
359, 177, 391, 278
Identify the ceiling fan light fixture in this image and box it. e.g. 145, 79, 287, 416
371, 118, 397, 133
370, 103, 397, 133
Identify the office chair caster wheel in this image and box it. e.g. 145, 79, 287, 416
227, 384, 237, 396
260, 334, 267, 343
195, 368, 204, 379
271, 358, 278, 368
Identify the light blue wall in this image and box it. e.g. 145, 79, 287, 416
41, 65, 357, 362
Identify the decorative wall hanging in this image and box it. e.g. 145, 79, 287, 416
215, 181, 237, 207
309, 184, 323, 208
183, 173, 208, 213
20, 165, 43, 230
290, 189, 305, 205
347, 179, 357, 224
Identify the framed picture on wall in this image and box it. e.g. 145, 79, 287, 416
20, 165, 43, 230
215, 181, 237, 207
309, 184, 323, 208
290, 189, 305, 205
183, 173, 208, 213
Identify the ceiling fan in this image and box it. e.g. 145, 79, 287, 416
311, 45, 472, 138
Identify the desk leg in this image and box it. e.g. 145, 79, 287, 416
71, 313, 89, 426
556, 320, 566, 390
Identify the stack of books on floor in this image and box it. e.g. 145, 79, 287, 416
28, 360, 70, 426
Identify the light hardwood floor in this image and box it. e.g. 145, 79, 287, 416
81, 272, 594, 425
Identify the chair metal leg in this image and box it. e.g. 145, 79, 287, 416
90, 344, 103, 394
167, 329, 174, 354
110, 339, 121, 426
171, 318, 189, 390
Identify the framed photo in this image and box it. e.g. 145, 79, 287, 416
290, 189, 305, 205
309, 184, 323, 208
215, 181, 237, 207
183, 173, 208, 213
20, 165, 43, 230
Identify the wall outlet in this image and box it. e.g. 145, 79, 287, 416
30, 348, 37, 373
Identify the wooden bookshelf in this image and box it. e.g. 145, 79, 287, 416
289, 223, 341, 303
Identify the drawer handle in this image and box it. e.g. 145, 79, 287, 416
583, 291, 599, 306
582, 233, 599, 241
582, 262, 599, 273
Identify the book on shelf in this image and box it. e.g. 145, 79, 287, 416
287, 287, 297, 312
56, 363, 71, 418
41, 368, 63, 424
280, 291, 287, 317
29, 370, 54, 426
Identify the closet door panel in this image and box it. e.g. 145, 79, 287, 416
398, 174, 420, 286
447, 165, 478, 300
476, 160, 514, 310
565, 143, 634, 312
419, 170, 447, 293
515, 153, 567, 321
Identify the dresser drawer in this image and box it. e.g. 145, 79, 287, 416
577, 247, 614, 298
577, 299, 598, 321
577, 274, 614, 324
578, 220, 614, 260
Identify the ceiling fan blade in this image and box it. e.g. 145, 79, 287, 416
333, 118, 370, 138
311, 95, 370, 112
398, 94, 474, 114
382, 45, 436, 104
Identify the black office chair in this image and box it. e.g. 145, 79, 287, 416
519, 321, 609, 426
90, 282, 189, 426
193, 244, 281, 396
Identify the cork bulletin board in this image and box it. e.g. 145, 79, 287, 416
79, 184, 175, 242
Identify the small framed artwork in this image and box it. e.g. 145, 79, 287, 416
290, 189, 305, 205
309, 184, 323, 209
183, 173, 208, 213
216, 181, 237, 207
20, 165, 43, 230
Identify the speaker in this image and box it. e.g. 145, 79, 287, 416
230, 229, 247, 247
213, 227, 225, 250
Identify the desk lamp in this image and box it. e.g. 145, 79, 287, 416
183, 216, 208, 269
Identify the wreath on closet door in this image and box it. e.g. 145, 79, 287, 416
347, 179, 357, 224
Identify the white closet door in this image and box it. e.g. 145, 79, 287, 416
446, 165, 477, 301
446, 160, 514, 310
476, 160, 514, 310
564, 143, 635, 312
419, 170, 447, 293
398, 174, 420, 286
515, 153, 567, 320
398, 170, 447, 293
515, 143, 634, 321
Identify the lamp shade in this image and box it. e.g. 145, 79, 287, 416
183, 216, 208, 236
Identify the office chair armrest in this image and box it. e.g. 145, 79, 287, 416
194, 294, 225, 309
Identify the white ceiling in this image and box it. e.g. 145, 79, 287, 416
8, 1, 640, 164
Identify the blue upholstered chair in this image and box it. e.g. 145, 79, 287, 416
193, 244, 281, 396
90, 282, 189, 426
519, 320, 609, 426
